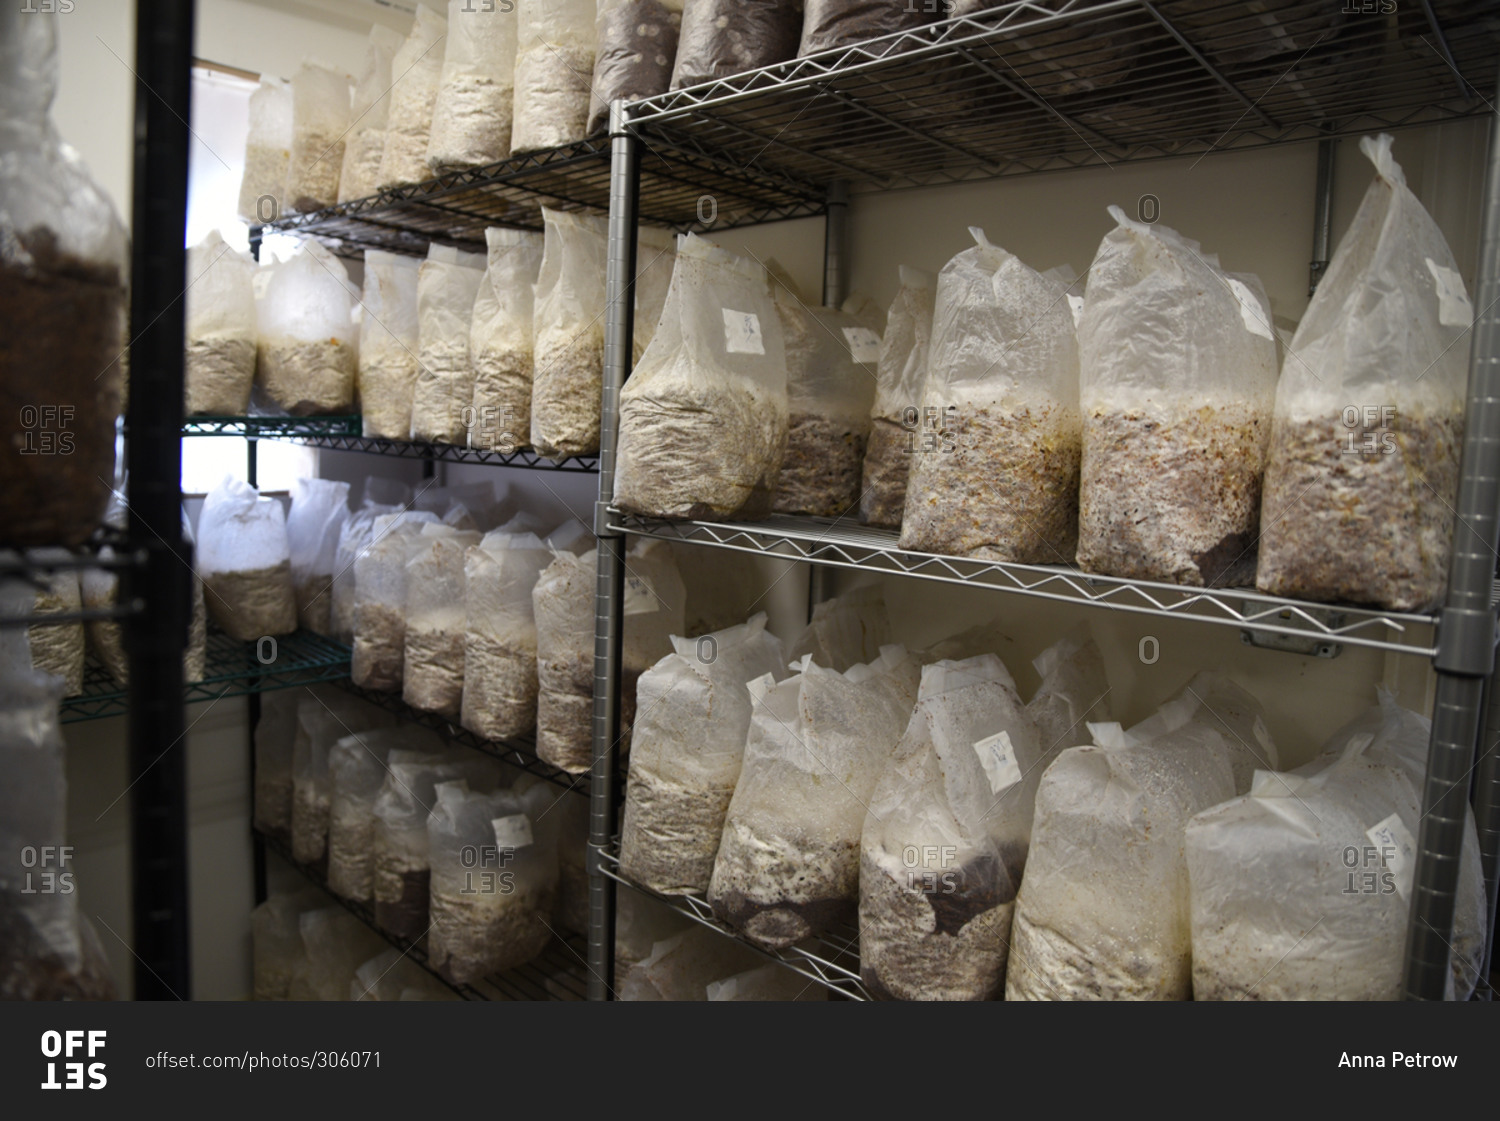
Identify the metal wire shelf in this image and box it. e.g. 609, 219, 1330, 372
626, 0, 1497, 193
257, 134, 827, 258
259, 830, 591, 1001
597, 842, 871, 1000
610, 509, 1439, 657
336, 679, 590, 796
181, 416, 363, 438
286, 432, 601, 473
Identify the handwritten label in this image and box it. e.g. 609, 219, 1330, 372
1426, 258, 1473, 328
723, 308, 764, 355
1366, 813, 1416, 902
492, 813, 534, 850
842, 326, 882, 364
623, 574, 656, 616
1066, 294, 1085, 327
973, 730, 1023, 796
1227, 278, 1273, 340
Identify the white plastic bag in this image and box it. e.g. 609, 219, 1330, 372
1258, 135, 1471, 611
469, 227, 545, 452
197, 476, 297, 641
351, 511, 441, 690
251, 889, 323, 1000
618, 613, 788, 894
633, 225, 677, 362
411, 244, 487, 444
328, 730, 445, 902
285, 60, 351, 212
184, 230, 258, 416
357, 250, 421, 439
338, 27, 403, 202
1024, 625, 1111, 757
290, 688, 397, 866
511, 0, 596, 153
710, 646, 919, 948
403, 525, 481, 717
618, 925, 764, 1000
461, 528, 554, 741
772, 276, 879, 517
614, 235, 788, 518
378, 4, 449, 187
238, 76, 292, 221
859, 655, 1037, 1001
256, 241, 358, 415
530, 208, 609, 458
297, 907, 386, 1000
860, 265, 934, 528
427, 0, 518, 170
330, 478, 410, 643
786, 584, 889, 672
1076, 208, 1278, 585
900, 230, 1081, 562
588, 0, 683, 134
286, 477, 350, 635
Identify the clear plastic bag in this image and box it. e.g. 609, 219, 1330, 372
1076, 208, 1278, 585
710, 646, 919, 948
403, 525, 481, 717
633, 225, 678, 362
378, 4, 449, 188
410, 244, 487, 445
1258, 135, 1471, 611
618, 613, 788, 894
859, 654, 1036, 1001
531, 208, 609, 458
184, 230, 258, 416
197, 476, 298, 641
284, 60, 351, 212
588, 0, 684, 134
328, 732, 445, 902
1024, 625, 1111, 759
798, 0, 936, 56
251, 889, 323, 1000
291, 688, 397, 867
330, 478, 409, 643
351, 511, 440, 690
900, 230, 1081, 562
614, 235, 788, 519
298, 907, 387, 1000
0, 7, 127, 548
26, 560, 82, 697
860, 265, 934, 528
286, 477, 350, 636
618, 925, 763, 999
787, 583, 889, 672
469, 228, 544, 452
428, 0, 518, 170
338, 27, 403, 203
255, 241, 358, 415
357, 250, 421, 439
238, 75, 292, 221
462, 528, 554, 741
772, 275, 879, 516
670, 0, 802, 88
707, 962, 828, 1000
511, 0, 595, 153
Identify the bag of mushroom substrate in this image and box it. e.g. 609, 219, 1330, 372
197, 477, 298, 642
860, 265, 935, 529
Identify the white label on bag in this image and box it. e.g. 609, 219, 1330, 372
842, 326, 882, 364
973, 730, 1023, 797
623, 574, 657, 616
1066, 294, 1085, 326
492, 813, 534, 850
723, 308, 764, 355
1366, 813, 1416, 902
1426, 258, 1473, 327
1227, 278, 1274, 340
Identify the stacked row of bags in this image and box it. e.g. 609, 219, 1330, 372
617, 134, 1473, 613
616, 586, 1489, 1000
253, 686, 591, 987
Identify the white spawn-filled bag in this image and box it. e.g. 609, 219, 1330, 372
378, 4, 449, 187
403, 524, 481, 718
238, 76, 292, 222
1076, 207, 1278, 586
618, 925, 764, 1000
786, 583, 889, 673
1024, 624, 1112, 758
614, 234, 788, 519
618, 614, 788, 894
284, 60, 351, 212
511, 0, 596, 153
197, 476, 297, 641
338, 27, 403, 202
633, 225, 677, 363
351, 511, 441, 690
461, 529, 554, 741
330, 478, 409, 644
530, 208, 608, 459
1258, 134, 1471, 611
858, 655, 1039, 1001
285, 477, 350, 636
357, 250, 421, 439
256, 241, 357, 415
327, 731, 445, 902
298, 907, 386, 1000
290, 688, 397, 866
469, 227, 544, 452
860, 265, 935, 529
25, 560, 82, 697
1006, 716, 1239, 1001
772, 275, 880, 517
427, 0, 518, 170
709, 646, 919, 949
901, 230, 1081, 563
184, 230, 258, 416
1127, 669, 1279, 795
411, 244, 487, 444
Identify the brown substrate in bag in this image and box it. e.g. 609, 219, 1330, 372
774, 413, 867, 517
254, 774, 293, 843
295, 574, 334, 636
403, 629, 465, 719
1256, 411, 1461, 612
256, 339, 356, 415
469, 349, 532, 451
185, 336, 256, 416
203, 561, 297, 641
0, 249, 124, 547
859, 417, 912, 528
291, 784, 330, 867
618, 764, 732, 895
428, 885, 554, 982
352, 603, 406, 691
1005, 907, 1181, 1001
460, 636, 538, 742
531, 332, 603, 458
358, 352, 418, 439
374, 866, 430, 941
0, 906, 116, 1001
709, 818, 856, 949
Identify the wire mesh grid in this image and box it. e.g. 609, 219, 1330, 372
181, 416, 363, 438
286, 432, 601, 473
610, 510, 1440, 656
627, 0, 1497, 192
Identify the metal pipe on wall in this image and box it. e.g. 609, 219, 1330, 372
1310, 133, 1336, 294
586, 99, 640, 1001
1402, 83, 1500, 1000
